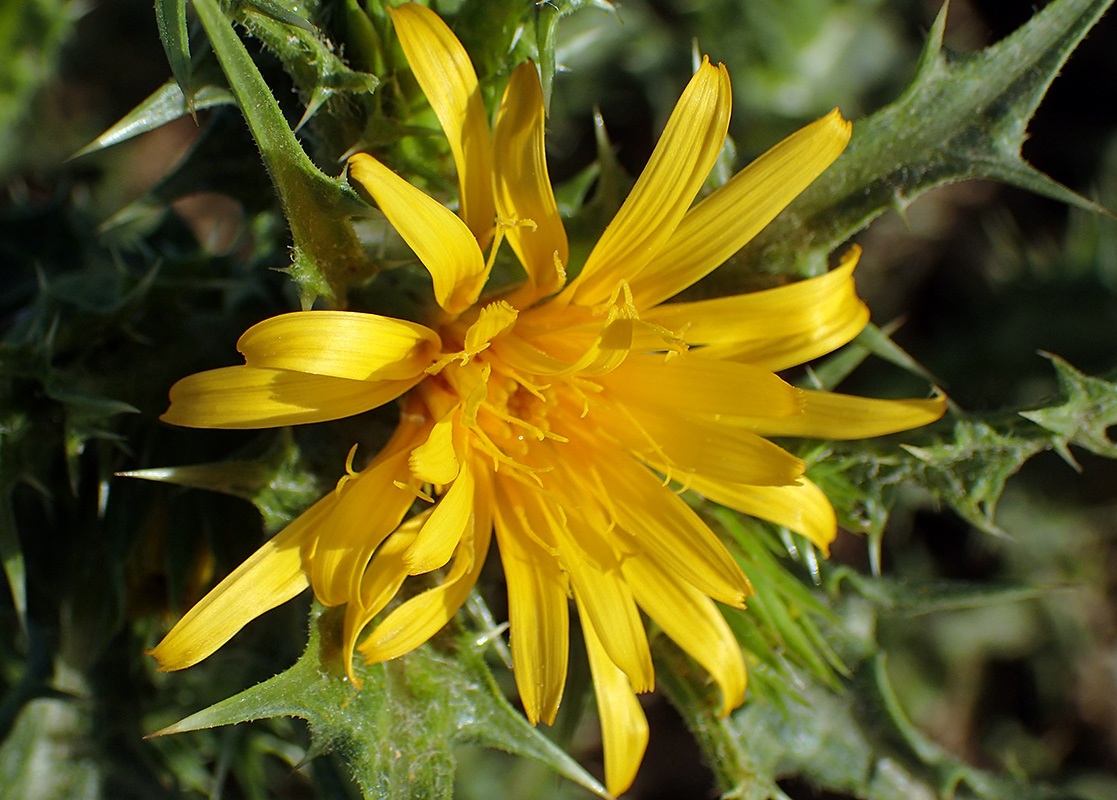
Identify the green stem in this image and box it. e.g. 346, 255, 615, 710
191, 0, 370, 307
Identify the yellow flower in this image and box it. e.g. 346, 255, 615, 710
150, 4, 945, 795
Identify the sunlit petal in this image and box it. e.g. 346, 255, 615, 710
644, 247, 868, 369
568, 555, 654, 694
237, 311, 440, 381
630, 108, 852, 308
492, 478, 569, 725
463, 301, 519, 354
161, 365, 420, 429
582, 611, 649, 798
685, 474, 837, 553
340, 525, 419, 685
410, 410, 460, 485
493, 61, 568, 296
742, 390, 947, 439
562, 59, 732, 306
310, 447, 416, 607
603, 401, 806, 486
624, 554, 747, 715
600, 353, 803, 420
361, 478, 492, 662
404, 458, 475, 574
348, 153, 487, 315
388, 2, 494, 244
587, 450, 753, 607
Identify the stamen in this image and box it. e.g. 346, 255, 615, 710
484, 223, 509, 276
567, 376, 604, 418
334, 443, 361, 495
470, 426, 550, 486
490, 359, 550, 402
482, 403, 568, 443
393, 480, 434, 504
551, 250, 567, 287
497, 213, 538, 234
511, 502, 562, 559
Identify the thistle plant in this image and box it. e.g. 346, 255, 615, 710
2, 1, 1116, 799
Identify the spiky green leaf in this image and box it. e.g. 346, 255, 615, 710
154, 0, 193, 114
156, 604, 607, 799
1020, 352, 1117, 460
734, 0, 1115, 279
72, 79, 235, 158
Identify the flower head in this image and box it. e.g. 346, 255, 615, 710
150, 4, 945, 794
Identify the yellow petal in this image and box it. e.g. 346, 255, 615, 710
685, 474, 837, 553
236, 311, 440, 381
568, 554, 654, 694
586, 450, 752, 607
310, 447, 415, 607
629, 108, 852, 309
643, 247, 868, 370
565, 315, 635, 377
388, 3, 494, 244
340, 524, 419, 685
600, 353, 802, 420
161, 365, 420, 429
409, 410, 459, 484
361, 482, 492, 663
623, 554, 747, 716
463, 300, 518, 355
562, 59, 732, 306
495, 311, 636, 379
581, 612, 649, 798
149, 493, 332, 671
348, 153, 487, 315
604, 401, 806, 486
493, 61, 568, 296
490, 334, 570, 376
404, 458, 475, 574
741, 390, 947, 439
493, 478, 569, 725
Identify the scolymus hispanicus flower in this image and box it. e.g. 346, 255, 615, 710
150, 4, 945, 794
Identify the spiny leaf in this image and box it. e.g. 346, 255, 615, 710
120, 431, 322, 534
155, 604, 608, 799
71, 79, 235, 158
734, 0, 1115, 279
816, 353, 1117, 553
900, 420, 1045, 536
832, 571, 1053, 618
244, 0, 314, 32
235, 0, 379, 142
1020, 352, 1117, 461
154, 0, 194, 116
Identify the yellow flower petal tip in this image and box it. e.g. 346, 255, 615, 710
822, 107, 853, 146
152, 10, 944, 792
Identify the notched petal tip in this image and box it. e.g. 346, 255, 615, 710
822, 106, 854, 146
